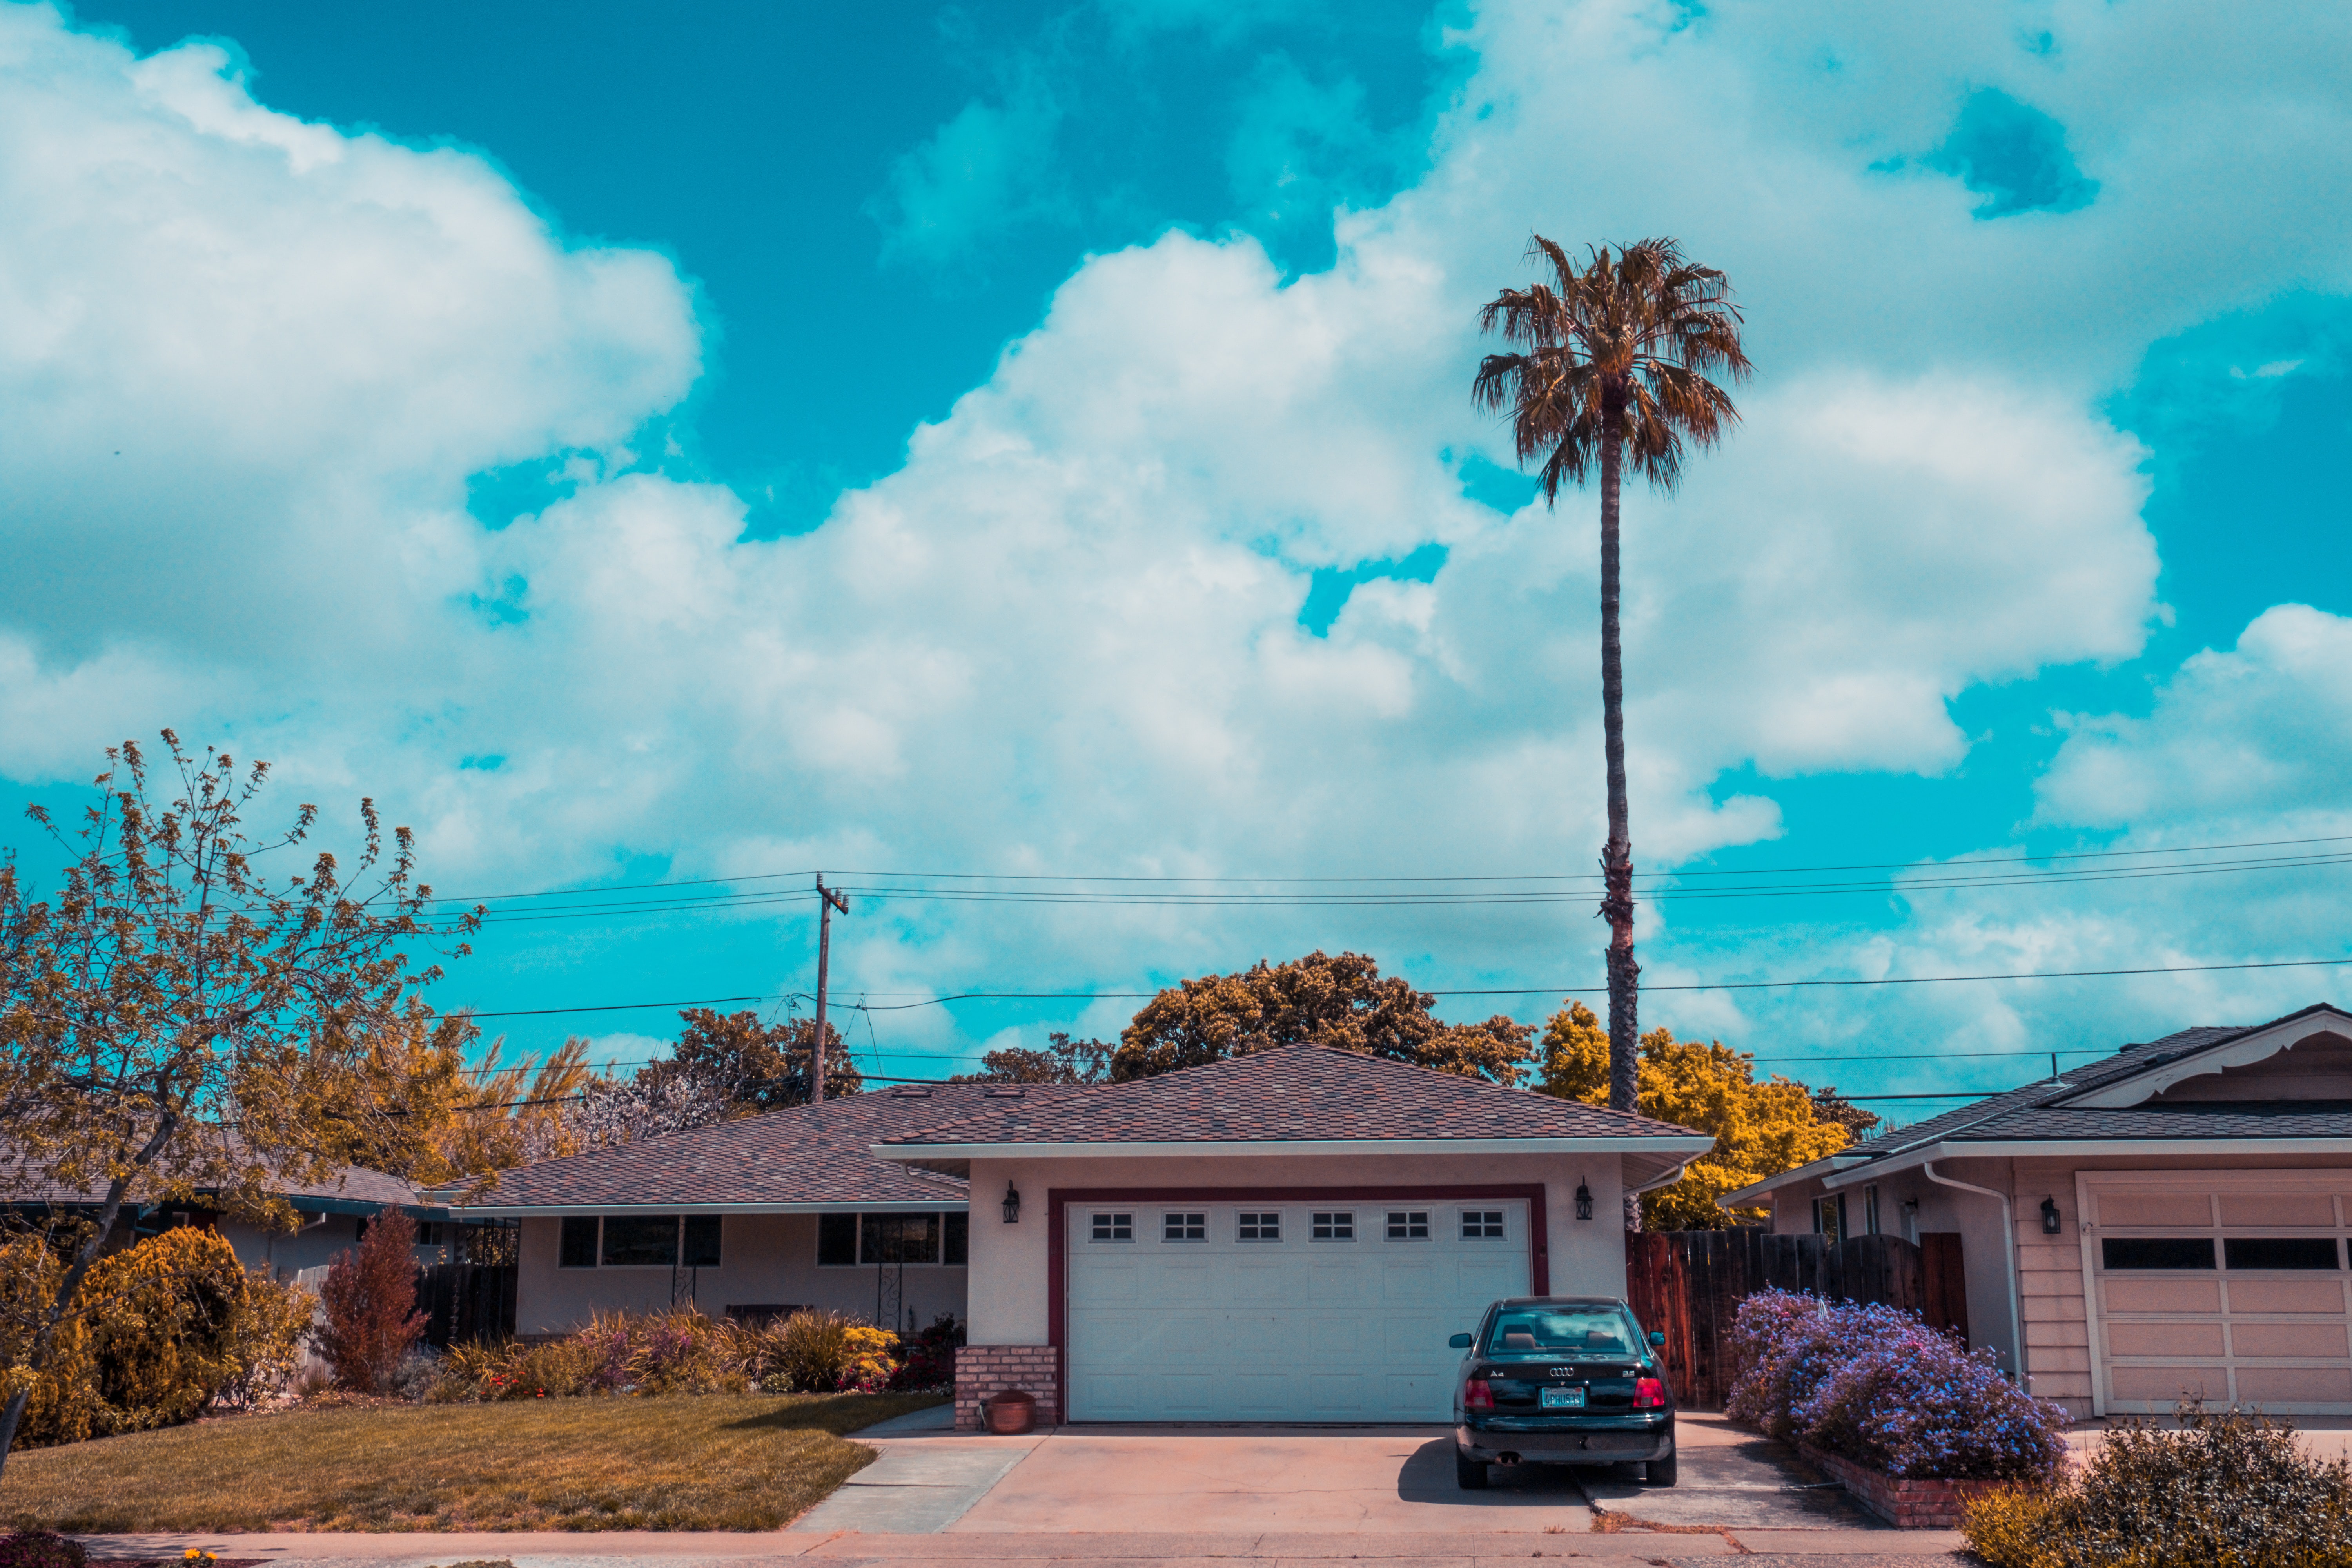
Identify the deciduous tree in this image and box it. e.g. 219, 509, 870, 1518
955, 1032, 1112, 1085
315, 1209, 426, 1392
1538, 1002, 1846, 1229
1113, 951, 1533, 1084
0, 734, 472, 1475
1475, 239, 1750, 1117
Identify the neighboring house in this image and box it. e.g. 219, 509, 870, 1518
1724, 1002, 2352, 1420
1, 1156, 442, 1279
869, 1044, 1713, 1428
454, 1083, 1014, 1335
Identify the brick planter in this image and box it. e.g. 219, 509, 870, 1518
954, 1344, 1060, 1432
1797, 1441, 2007, 1528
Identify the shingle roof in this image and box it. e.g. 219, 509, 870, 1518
877, 1045, 1710, 1149
459, 1085, 1055, 1210
0, 1147, 416, 1211
1839, 1005, 2352, 1163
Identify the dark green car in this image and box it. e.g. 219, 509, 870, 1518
1450, 1295, 1677, 1488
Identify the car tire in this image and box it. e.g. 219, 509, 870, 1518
1455, 1449, 1490, 1489
1644, 1451, 1678, 1488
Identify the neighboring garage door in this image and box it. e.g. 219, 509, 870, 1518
2087, 1174, 2352, 1415
1066, 1200, 1530, 1422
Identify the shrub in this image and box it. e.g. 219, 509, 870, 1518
4, 1226, 314, 1447
427, 1307, 924, 1402
838, 1324, 899, 1392
1964, 1401, 2352, 1568
0, 1531, 88, 1568
758, 1310, 856, 1394
891, 1313, 964, 1391
1725, 1288, 2068, 1482
315, 1211, 426, 1393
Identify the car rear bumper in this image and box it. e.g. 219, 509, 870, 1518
1455, 1418, 1673, 1463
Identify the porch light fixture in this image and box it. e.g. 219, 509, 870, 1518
1002, 1183, 1022, 1225
2040, 1197, 2063, 1235
1574, 1180, 1594, 1222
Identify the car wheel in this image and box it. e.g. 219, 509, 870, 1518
1455, 1448, 1489, 1489
1643, 1451, 1677, 1488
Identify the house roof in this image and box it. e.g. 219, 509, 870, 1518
873, 1045, 1715, 1157
1, 1146, 418, 1215
453, 1084, 1053, 1214
1723, 1003, 2352, 1203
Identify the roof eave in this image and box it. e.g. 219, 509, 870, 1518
1719, 1153, 1871, 1207
871, 1135, 1720, 1161
453, 1198, 973, 1218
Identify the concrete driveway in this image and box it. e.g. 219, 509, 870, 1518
795, 1408, 1889, 1543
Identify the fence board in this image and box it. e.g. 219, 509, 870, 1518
1626, 1230, 1932, 1410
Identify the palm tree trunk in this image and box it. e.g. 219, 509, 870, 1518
1597, 394, 1640, 1129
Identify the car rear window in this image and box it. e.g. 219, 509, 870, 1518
1483, 1307, 1642, 1359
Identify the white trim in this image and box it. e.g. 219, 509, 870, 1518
1822, 1140, 2352, 1190
1719, 1154, 1871, 1206
2063, 1009, 2352, 1108
870, 1135, 1718, 1161
2076, 1168, 2109, 1417
1924, 1161, 2025, 1383
457, 1200, 968, 1218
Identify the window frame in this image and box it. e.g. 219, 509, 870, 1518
1460, 1209, 1506, 1240
1236, 1210, 1282, 1243
814, 1211, 968, 1267
1089, 1211, 1136, 1243
1385, 1209, 1431, 1242
1310, 1211, 1355, 1242
1163, 1211, 1207, 1243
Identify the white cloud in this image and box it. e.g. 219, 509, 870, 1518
868, 74, 1065, 270
2, 0, 2347, 1066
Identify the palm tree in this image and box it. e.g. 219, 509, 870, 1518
1473, 237, 1749, 1117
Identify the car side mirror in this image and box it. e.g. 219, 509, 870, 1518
1448, 1332, 1474, 1349
1650, 1331, 1666, 1347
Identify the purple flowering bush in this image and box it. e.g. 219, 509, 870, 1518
1727, 1289, 2069, 1482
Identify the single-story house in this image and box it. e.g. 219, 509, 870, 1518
2, 1154, 447, 1279
1724, 1002, 2352, 1420
467, 1044, 1714, 1428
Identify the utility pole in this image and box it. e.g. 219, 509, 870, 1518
812, 875, 851, 1104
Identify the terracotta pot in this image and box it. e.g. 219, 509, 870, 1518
983, 1389, 1037, 1434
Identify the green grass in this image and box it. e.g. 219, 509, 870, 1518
0, 1392, 946, 1532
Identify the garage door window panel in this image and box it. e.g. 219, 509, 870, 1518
1238, 1211, 1281, 1242
1462, 1210, 1506, 1240
1091, 1212, 1134, 1243
1163, 1212, 1206, 1242
2103, 1237, 2216, 1270
1387, 1211, 1430, 1241
1312, 1212, 1354, 1241
2224, 1237, 2342, 1270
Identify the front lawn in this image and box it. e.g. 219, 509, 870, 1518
0, 1391, 945, 1532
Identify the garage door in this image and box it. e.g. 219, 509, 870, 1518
1066, 1200, 1530, 1422
2087, 1176, 2352, 1414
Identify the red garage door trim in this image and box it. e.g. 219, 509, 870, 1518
1045, 1183, 1550, 1421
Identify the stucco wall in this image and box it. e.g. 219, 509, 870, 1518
962, 1151, 1631, 1346
514, 1213, 968, 1336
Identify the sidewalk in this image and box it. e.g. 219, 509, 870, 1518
73, 1526, 1970, 1565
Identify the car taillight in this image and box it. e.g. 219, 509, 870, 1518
1633, 1377, 1666, 1410
1463, 1377, 1494, 1411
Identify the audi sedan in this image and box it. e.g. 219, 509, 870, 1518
1450, 1295, 1677, 1488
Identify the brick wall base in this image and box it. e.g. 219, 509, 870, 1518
954, 1344, 1060, 1432
1797, 1441, 2006, 1528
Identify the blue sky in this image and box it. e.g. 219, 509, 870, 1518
3, 0, 2349, 1110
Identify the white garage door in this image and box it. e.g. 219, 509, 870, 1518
2087, 1175, 2352, 1415
1066, 1200, 1530, 1422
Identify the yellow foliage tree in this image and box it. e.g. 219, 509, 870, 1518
317, 1004, 596, 1185
1538, 1002, 1848, 1229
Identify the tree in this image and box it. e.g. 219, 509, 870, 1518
1112, 951, 1534, 1084
1474, 239, 1750, 1116
1539, 1001, 1846, 1229
315, 1208, 426, 1392
1809, 1086, 1882, 1140
955, 1031, 1113, 1085
327, 1005, 594, 1184
0, 734, 471, 1476
669, 1008, 861, 1112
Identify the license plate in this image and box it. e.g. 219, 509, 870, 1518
1541, 1386, 1586, 1410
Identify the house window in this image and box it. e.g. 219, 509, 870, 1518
1164, 1212, 1207, 1242
559, 1216, 598, 1268
1238, 1211, 1281, 1242
863, 1213, 942, 1263
1863, 1186, 1880, 1237
1091, 1212, 1135, 1243
1311, 1212, 1354, 1241
555, 1215, 725, 1270
1812, 1195, 1847, 1247
1461, 1210, 1505, 1240
1386, 1210, 1430, 1241
2102, 1237, 2216, 1270
2224, 1237, 2341, 1270
818, 1213, 859, 1266
944, 1212, 970, 1265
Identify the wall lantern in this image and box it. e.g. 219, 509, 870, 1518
1574, 1180, 1594, 1222
1002, 1183, 1022, 1225
2040, 1196, 2063, 1235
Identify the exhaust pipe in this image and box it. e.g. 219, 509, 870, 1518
1497, 1452, 1522, 1465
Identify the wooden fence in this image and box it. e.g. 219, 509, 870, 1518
1624, 1229, 1969, 1410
